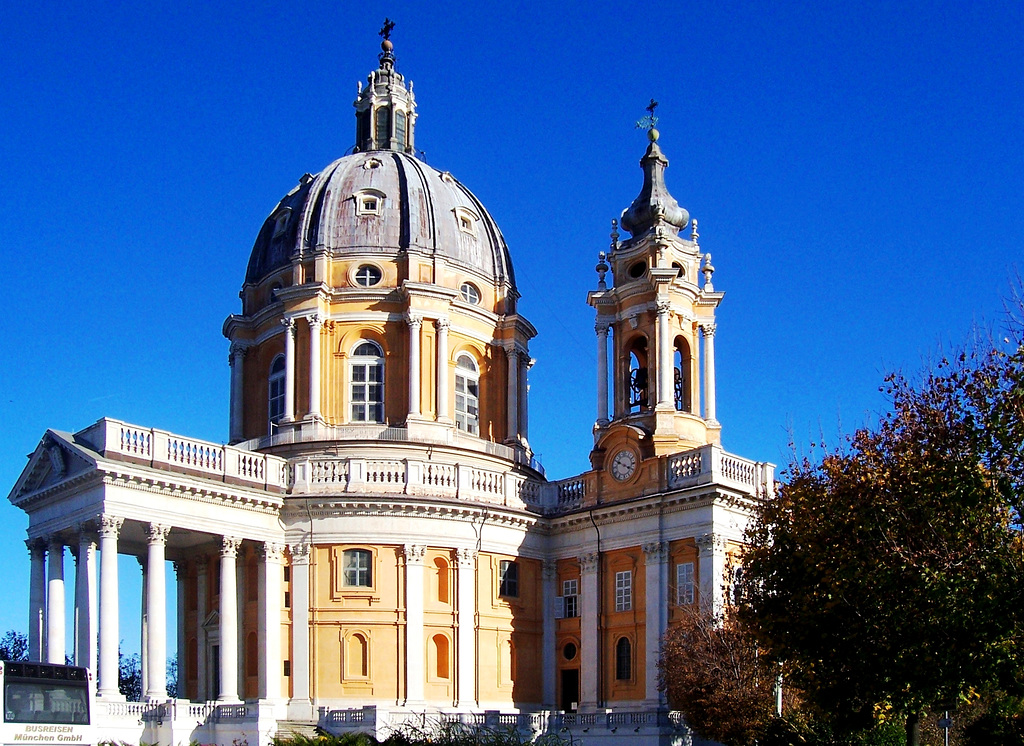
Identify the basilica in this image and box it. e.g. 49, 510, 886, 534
7, 31, 772, 746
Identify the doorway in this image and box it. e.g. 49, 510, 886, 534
560, 669, 579, 712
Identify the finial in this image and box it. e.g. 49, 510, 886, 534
596, 251, 609, 290
610, 219, 620, 252
635, 98, 660, 141
702, 252, 715, 291
690, 218, 699, 245
378, 18, 396, 68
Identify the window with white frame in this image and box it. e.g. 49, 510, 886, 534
562, 578, 579, 618
676, 561, 695, 606
455, 354, 480, 435
350, 341, 384, 423
615, 570, 632, 611
354, 264, 383, 287
460, 282, 480, 305
268, 355, 286, 432
499, 560, 518, 598
343, 549, 372, 587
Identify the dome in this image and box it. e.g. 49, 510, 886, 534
245, 152, 516, 291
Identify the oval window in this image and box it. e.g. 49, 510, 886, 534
355, 265, 383, 287
460, 283, 480, 304
628, 261, 647, 279
563, 642, 578, 661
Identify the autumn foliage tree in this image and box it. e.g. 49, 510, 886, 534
660, 602, 778, 746
741, 327, 1024, 744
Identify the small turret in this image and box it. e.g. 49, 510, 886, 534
353, 18, 417, 153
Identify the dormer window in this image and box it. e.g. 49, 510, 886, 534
354, 189, 385, 216
454, 207, 479, 237
272, 210, 290, 237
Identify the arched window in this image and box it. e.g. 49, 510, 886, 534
615, 637, 632, 681
674, 337, 692, 412
434, 557, 450, 604
343, 549, 373, 587
375, 107, 390, 148
432, 634, 450, 679
626, 338, 649, 413
455, 354, 480, 435
395, 110, 407, 150
350, 341, 384, 423
347, 633, 369, 678
268, 355, 286, 432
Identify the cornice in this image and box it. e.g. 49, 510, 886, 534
283, 496, 540, 529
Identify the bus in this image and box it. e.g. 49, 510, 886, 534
0, 662, 95, 746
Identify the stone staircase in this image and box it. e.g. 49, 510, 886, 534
275, 720, 320, 739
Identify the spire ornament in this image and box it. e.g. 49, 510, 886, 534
378, 18, 396, 69
635, 98, 660, 139
620, 101, 688, 237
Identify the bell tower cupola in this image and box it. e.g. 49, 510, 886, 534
588, 110, 725, 463
354, 18, 417, 153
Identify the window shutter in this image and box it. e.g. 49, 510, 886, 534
554, 596, 565, 619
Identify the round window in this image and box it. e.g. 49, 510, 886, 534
460, 283, 480, 304
354, 265, 383, 287
563, 642, 578, 661
628, 261, 647, 279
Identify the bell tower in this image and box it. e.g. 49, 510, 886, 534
588, 120, 724, 465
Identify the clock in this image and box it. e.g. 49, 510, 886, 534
609, 449, 637, 481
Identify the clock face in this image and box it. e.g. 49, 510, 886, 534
610, 449, 637, 481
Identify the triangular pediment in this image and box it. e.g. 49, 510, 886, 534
201, 609, 221, 632
7, 430, 99, 505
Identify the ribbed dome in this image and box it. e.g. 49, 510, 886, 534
245, 151, 517, 291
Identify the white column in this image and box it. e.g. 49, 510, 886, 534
505, 346, 519, 442
541, 560, 557, 707
74, 531, 98, 672
702, 323, 717, 423
403, 544, 426, 705
697, 533, 727, 616
145, 524, 169, 700
259, 542, 284, 701
228, 342, 247, 443
596, 323, 609, 424
406, 313, 423, 417
289, 543, 311, 705
657, 300, 673, 407
579, 552, 600, 709
519, 355, 531, 443
46, 538, 65, 664
174, 561, 186, 698
195, 558, 208, 701
139, 558, 148, 695
455, 548, 476, 708
97, 516, 122, 698
643, 542, 669, 706
435, 318, 450, 422
27, 540, 46, 661
219, 536, 241, 702
282, 317, 296, 422
308, 315, 322, 419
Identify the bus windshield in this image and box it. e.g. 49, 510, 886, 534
2, 663, 90, 725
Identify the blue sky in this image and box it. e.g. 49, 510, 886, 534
1, 1, 1022, 655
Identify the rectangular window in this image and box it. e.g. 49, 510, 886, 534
499, 560, 519, 598
343, 549, 372, 587
676, 561, 695, 606
562, 578, 579, 618
615, 570, 632, 611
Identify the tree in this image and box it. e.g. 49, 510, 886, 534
659, 602, 778, 746
119, 651, 142, 701
0, 630, 28, 661
741, 339, 1024, 744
